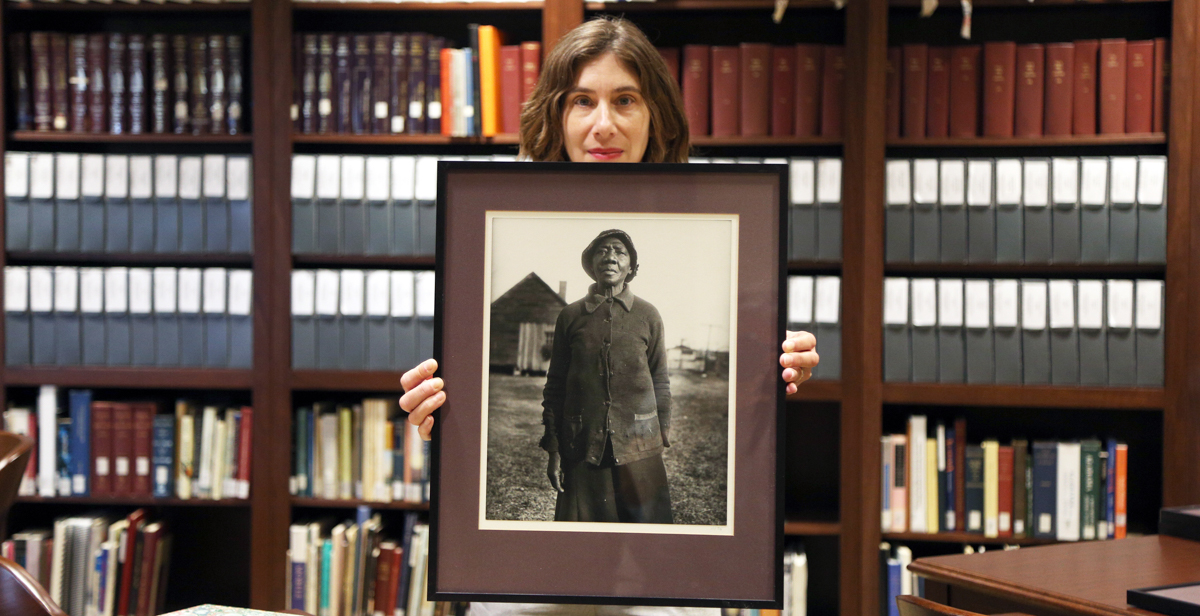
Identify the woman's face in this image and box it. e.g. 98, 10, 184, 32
590, 237, 632, 288
562, 53, 651, 163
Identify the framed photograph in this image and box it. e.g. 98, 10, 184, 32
430, 162, 787, 607
1129, 582, 1200, 616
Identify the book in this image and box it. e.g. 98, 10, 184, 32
406, 33, 427, 135
479, 26, 503, 137
227, 35, 244, 135
1114, 442, 1128, 538
132, 403, 155, 496
998, 444, 1014, 538
1098, 38, 1128, 134
112, 403, 133, 495
108, 34, 126, 134
351, 35, 372, 134
300, 35, 318, 134
150, 35, 170, 134
50, 34, 69, 132
710, 46, 739, 138
172, 35, 190, 134
1081, 439, 1102, 540
68, 389, 91, 496
1014, 44, 1044, 137
739, 43, 771, 137
902, 44, 928, 138
1032, 440, 1057, 539
31, 32, 52, 131
1044, 43, 1074, 136
682, 45, 711, 137
128, 34, 147, 134
795, 44, 822, 138
982, 41, 1017, 137
982, 439, 999, 538
820, 46, 845, 137
1152, 38, 1168, 132
208, 35, 227, 135
11, 33, 32, 131
68, 35, 88, 133
926, 46, 950, 138
885, 47, 901, 139
1125, 40, 1155, 133
964, 444, 984, 533
373, 34, 392, 135
190, 35, 210, 135
319, 34, 336, 134
500, 45, 521, 134
152, 414, 175, 498
520, 42, 541, 107
1012, 439, 1029, 538
1074, 40, 1100, 134
335, 35, 352, 133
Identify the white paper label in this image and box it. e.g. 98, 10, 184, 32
964, 280, 991, 329
366, 271, 390, 317
1080, 158, 1108, 207
5, 153, 29, 197
1107, 280, 1135, 329
130, 156, 153, 199
104, 268, 128, 313
55, 154, 80, 200
939, 160, 965, 206
1109, 157, 1138, 204
136, 458, 150, 476
970, 511, 982, 531
995, 159, 1023, 205
415, 271, 436, 317
1015, 520, 1025, 535
228, 270, 253, 316
1023, 160, 1050, 208
884, 160, 910, 206
1052, 158, 1079, 205
29, 154, 54, 200
319, 99, 333, 116
414, 157, 438, 201
882, 278, 908, 326
788, 276, 814, 324
1137, 156, 1167, 206
96, 457, 109, 477
340, 156, 366, 200
993, 280, 1020, 329
5, 267, 28, 312
391, 156, 417, 200
73, 475, 85, 494
409, 101, 424, 119
53, 267, 78, 312
1136, 280, 1163, 330
816, 158, 842, 203
29, 267, 53, 313
202, 269, 226, 314
966, 160, 993, 207
79, 268, 104, 313
428, 102, 442, 120
366, 157, 390, 201
814, 276, 840, 324
391, 116, 405, 134
291, 155, 317, 199
81, 154, 105, 198
316, 155, 341, 200
1021, 281, 1048, 330
911, 279, 938, 327
938, 279, 964, 327
315, 270, 340, 316
155, 156, 178, 197
291, 271, 316, 316
178, 269, 202, 314
912, 159, 939, 205
106, 156, 129, 198
203, 155, 226, 197
390, 271, 415, 318
227, 157, 251, 201
999, 513, 1011, 533
128, 269, 153, 314
1077, 280, 1104, 330
1048, 280, 1075, 329
375, 101, 389, 119
116, 457, 129, 477
1039, 513, 1053, 534
179, 157, 202, 200
154, 268, 177, 313
791, 159, 817, 205
339, 270, 365, 316
463, 105, 475, 118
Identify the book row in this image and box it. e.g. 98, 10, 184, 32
3, 388, 253, 500
12, 33, 246, 136
883, 156, 1166, 265
776, 157, 843, 262
3, 510, 172, 616
882, 416, 1129, 542
662, 44, 844, 138
888, 39, 1168, 140
881, 278, 1164, 387
291, 269, 434, 372
291, 399, 428, 503
4, 266, 254, 369
5, 152, 254, 255
783, 275, 841, 381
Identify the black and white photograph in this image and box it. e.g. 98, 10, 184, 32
479, 212, 738, 533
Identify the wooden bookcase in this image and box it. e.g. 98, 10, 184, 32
0, 0, 1197, 615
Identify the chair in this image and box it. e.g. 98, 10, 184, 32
0, 430, 34, 542
897, 595, 1035, 616
0, 556, 66, 616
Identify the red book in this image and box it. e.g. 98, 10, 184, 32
49, 34, 69, 132
902, 44, 928, 138
794, 44, 823, 137
1152, 38, 1168, 133
69, 35, 88, 133
954, 417, 967, 531
135, 522, 164, 616
440, 47, 453, 137
1043, 43, 1075, 136
1073, 40, 1100, 134
132, 403, 155, 496
982, 41, 1017, 137
87, 34, 107, 134
926, 47, 951, 138
656, 47, 680, 86
886, 47, 901, 139
1014, 44, 1045, 137
519, 42, 540, 105
682, 45, 711, 137
1125, 40, 1154, 134
237, 406, 253, 497
740, 43, 770, 137
998, 445, 1014, 538
373, 543, 395, 616
1098, 38, 1128, 134
710, 46, 740, 137
499, 45, 521, 134
384, 545, 403, 615
112, 403, 134, 495
820, 45, 845, 138
117, 509, 147, 616
91, 402, 113, 497
949, 45, 980, 138
770, 46, 795, 136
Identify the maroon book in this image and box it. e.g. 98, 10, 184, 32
949, 45, 981, 137
886, 46, 901, 139
740, 43, 771, 137
227, 35, 244, 135
1152, 38, 1168, 133
150, 35, 169, 134
657, 47, 680, 86
69, 35, 88, 133
1043, 43, 1074, 136
11, 33, 32, 132
373, 34, 392, 135
926, 46, 950, 138
91, 402, 114, 497
902, 44, 928, 138
300, 35, 317, 134
190, 35, 209, 135
1098, 38, 1128, 134
520, 42, 541, 105
133, 403, 155, 496
982, 41, 1017, 138
351, 35, 371, 134
710, 46, 740, 137
113, 403, 133, 495
500, 45, 521, 134
1073, 40, 1099, 135
794, 44, 823, 137
1125, 40, 1154, 134
108, 34, 127, 135
31, 32, 52, 132
128, 34, 146, 135
771, 46, 796, 137
50, 34, 69, 132
208, 35, 226, 135
954, 417, 967, 532
1013, 44, 1044, 138
820, 45, 845, 138
320, 34, 337, 134
88, 34, 107, 134
172, 35, 189, 134
682, 45, 711, 136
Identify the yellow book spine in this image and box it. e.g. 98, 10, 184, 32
926, 439, 939, 533
984, 439, 1000, 538
480, 25, 501, 137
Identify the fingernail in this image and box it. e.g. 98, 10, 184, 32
783, 341, 794, 353
431, 378, 443, 391
781, 355, 792, 367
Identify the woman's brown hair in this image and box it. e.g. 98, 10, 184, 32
518, 16, 690, 163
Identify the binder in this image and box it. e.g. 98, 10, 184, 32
292, 155, 317, 254
1136, 156, 1167, 264
365, 270, 392, 370
391, 271, 417, 370
79, 268, 105, 366
340, 156, 367, 255
315, 155, 341, 254
391, 156, 418, 256
128, 156, 155, 253
104, 268, 131, 366
994, 159, 1024, 264
177, 268, 204, 367
340, 270, 366, 370
153, 267, 180, 367
178, 157, 204, 253
884, 160, 912, 264
202, 267, 228, 367
1051, 157, 1081, 264
816, 158, 842, 262
415, 156, 439, 256
1077, 280, 1107, 385
365, 157, 392, 256
415, 271, 436, 361
28, 154, 55, 252
30, 267, 55, 365
54, 154, 82, 252
938, 161, 968, 263
964, 279, 994, 383
128, 268, 155, 367
291, 270, 318, 370
54, 266, 81, 365
5, 267, 31, 366
1048, 280, 1079, 385
966, 160, 996, 264
813, 276, 841, 380
227, 156, 253, 254
203, 155, 229, 253
1022, 159, 1052, 264
6, 153, 31, 252
1106, 279, 1136, 386
1108, 156, 1139, 262
937, 278, 965, 383
1079, 157, 1110, 263
315, 269, 341, 370
791, 159, 819, 261
883, 278, 910, 382
910, 278, 938, 382
228, 270, 253, 369
911, 160, 940, 263
993, 279, 1022, 384
1020, 279, 1050, 385
154, 155, 181, 253
79, 155, 106, 253
104, 155, 131, 253
787, 276, 815, 337
1135, 279, 1164, 386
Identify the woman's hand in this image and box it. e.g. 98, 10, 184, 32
780, 330, 820, 395
400, 358, 445, 441
547, 451, 564, 492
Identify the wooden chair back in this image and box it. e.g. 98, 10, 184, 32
0, 431, 33, 541
0, 556, 67, 616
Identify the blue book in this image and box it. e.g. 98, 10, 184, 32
463, 49, 476, 137
152, 415, 176, 498
290, 558, 306, 611
306, 408, 316, 498
1032, 441, 1058, 540
392, 419, 406, 499
68, 389, 92, 496
96, 545, 109, 610
320, 539, 332, 615
56, 420, 72, 496
964, 444, 984, 533
944, 427, 956, 531
886, 558, 901, 616
1106, 437, 1118, 539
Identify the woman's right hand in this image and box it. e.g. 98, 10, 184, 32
547, 451, 564, 492
400, 358, 445, 441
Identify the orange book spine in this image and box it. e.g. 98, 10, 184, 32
1115, 443, 1128, 539
440, 47, 453, 136
479, 25, 502, 137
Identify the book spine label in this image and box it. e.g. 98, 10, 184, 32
886, 46, 901, 139
152, 415, 175, 498
1044, 43, 1075, 136
1152, 38, 1168, 132
1125, 40, 1154, 133
949, 45, 981, 138
982, 42, 1017, 137
739, 43, 771, 137
190, 36, 210, 135
1014, 44, 1045, 137
128, 35, 146, 135
710, 46, 740, 137
351, 35, 372, 134
11, 33, 32, 131
1073, 40, 1099, 135
150, 35, 169, 134
902, 44, 929, 138
682, 45, 711, 137
108, 34, 126, 135
172, 35, 190, 134
50, 34, 69, 131
208, 35, 226, 135
372, 34, 392, 135
69, 36, 88, 133
1098, 39, 1128, 134
820, 46, 845, 138
31, 33, 52, 131
926, 46, 951, 138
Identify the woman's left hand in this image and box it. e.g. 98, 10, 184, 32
780, 330, 819, 395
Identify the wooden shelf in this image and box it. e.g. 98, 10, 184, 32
788, 380, 842, 403
292, 370, 404, 391
588, 0, 839, 10
7, 251, 253, 267
692, 135, 842, 147
292, 497, 428, 511
787, 260, 842, 274
15, 495, 249, 507
292, 254, 435, 269
5, 1, 250, 10
881, 383, 1164, 410
891, 0, 1167, 6
6, 367, 255, 389
882, 531, 1058, 546
884, 263, 1166, 278
887, 134, 1165, 148
9, 131, 251, 144
292, 133, 519, 145
785, 519, 842, 536
292, 0, 541, 10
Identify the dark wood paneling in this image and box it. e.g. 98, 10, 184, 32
881, 384, 1165, 410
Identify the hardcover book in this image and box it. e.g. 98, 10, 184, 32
885, 47, 901, 139
88, 34, 107, 134
172, 35, 190, 134
770, 46, 795, 137
208, 35, 227, 135
820, 46, 845, 137
949, 45, 980, 138
739, 43, 770, 137
982, 41, 1017, 137
794, 44, 822, 137
11, 33, 32, 131
902, 44, 928, 138
682, 45, 711, 137
1073, 40, 1100, 135
1098, 38, 1128, 134
710, 46, 739, 138
1126, 40, 1155, 133
31, 32, 51, 131
335, 35, 352, 133
190, 36, 210, 135
108, 34, 126, 134
1014, 44, 1044, 137
372, 34, 392, 135
318, 34, 335, 134
68, 35, 88, 133
128, 35, 147, 135
926, 46, 950, 138
227, 35, 245, 135
389, 34, 409, 134
150, 35, 170, 134
1044, 43, 1074, 136
50, 34, 69, 131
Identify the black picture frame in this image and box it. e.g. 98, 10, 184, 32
428, 161, 789, 608
1129, 582, 1200, 616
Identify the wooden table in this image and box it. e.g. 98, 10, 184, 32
908, 535, 1200, 616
